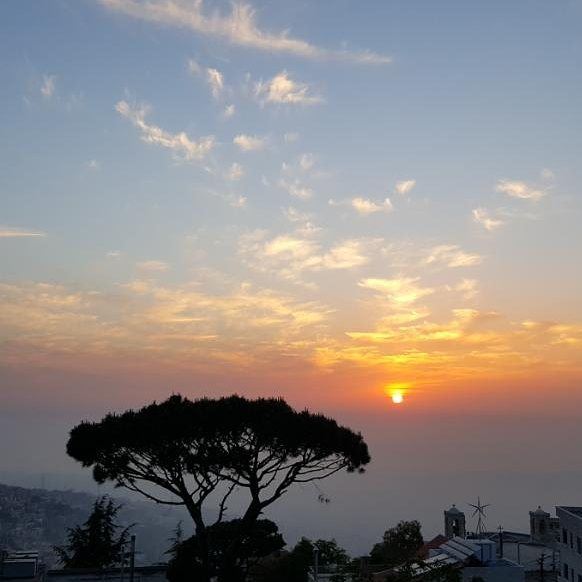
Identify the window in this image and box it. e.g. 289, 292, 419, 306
564, 563, 569, 579
577, 574, 581, 582
577, 536, 581, 554
571, 532, 575, 549
564, 528, 569, 544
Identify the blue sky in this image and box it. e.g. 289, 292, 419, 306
1, 0, 582, 551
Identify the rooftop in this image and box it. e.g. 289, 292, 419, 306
557, 506, 582, 518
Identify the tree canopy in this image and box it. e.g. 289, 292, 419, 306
167, 518, 285, 582
54, 496, 131, 569
370, 520, 424, 567
66, 394, 370, 581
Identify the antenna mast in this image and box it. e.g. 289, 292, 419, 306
469, 497, 490, 538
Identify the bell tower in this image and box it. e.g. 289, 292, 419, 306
444, 505, 466, 539
530, 506, 558, 544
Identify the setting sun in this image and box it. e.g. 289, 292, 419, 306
384, 383, 410, 405
391, 391, 404, 405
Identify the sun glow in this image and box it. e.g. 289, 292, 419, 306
391, 391, 404, 404
384, 382, 411, 405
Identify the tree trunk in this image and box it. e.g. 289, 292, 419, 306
183, 497, 211, 582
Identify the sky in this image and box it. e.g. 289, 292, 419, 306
1, 0, 582, 554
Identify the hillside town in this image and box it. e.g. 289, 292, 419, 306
2, 480, 581, 582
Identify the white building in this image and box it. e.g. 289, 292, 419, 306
557, 506, 582, 582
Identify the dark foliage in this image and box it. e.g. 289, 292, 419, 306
54, 496, 131, 569
66, 394, 370, 581
370, 520, 424, 566
167, 519, 284, 582
251, 536, 349, 582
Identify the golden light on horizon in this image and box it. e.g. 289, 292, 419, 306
391, 391, 404, 404
384, 382, 411, 405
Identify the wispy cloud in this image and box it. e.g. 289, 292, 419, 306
136, 260, 170, 273
0, 280, 330, 368
424, 245, 482, 268
223, 104, 236, 119
279, 179, 313, 200
233, 133, 266, 151
116, 100, 215, 160
239, 230, 378, 283
99, 0, 391, 64
40, 74, 56, 99
206, 67, 225, 99
283, 132, 299, 143
451, 278, 479, 300
472, 207, 504, 231
0, 227, 46, 238
329, 196, 393, 215
225, 162, 244, 181
394, 179, 416, 196
496, 179, 546, 201
188, 60, 225, 99
359, 277, 434, 305
255, 71, 323, 106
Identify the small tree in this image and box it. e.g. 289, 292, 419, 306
165, 521, 184, 560
66, 395, 370, 581
54, 496, 131, 569
292, 537, 349, 571
370, 520, 423, 567
167, 518, 285, 582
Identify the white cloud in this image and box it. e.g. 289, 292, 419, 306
283, 132, 299, 143
86, 159, 100, 170
206, 68, 224, 99
41, 74, 56, 99
359, 277, 434, 305
233, 134, 266, 151
424, 245, 482, 268
116, 100, 215, 161
350, 197, 393, 215
99, 0, 391, 64
255, 72, 322, 106
223, 104, 236, 119
188, 58, 201, 75
328, 196, 393, 215
299, 153, 315, 172
320, 240, 371, 270
540, 168, 555, 181
225, 162, 244, 181
188, 61, 226, 99
472, 207, 504, 231
394, 179, 416, 196
229, 194, 247, 208
0, 227, 46, 239
239, 230, 377, 283
496, 179, 545, 201
279, 179, 313, 200
136, 260, 169, 273
456, 278, 478, 300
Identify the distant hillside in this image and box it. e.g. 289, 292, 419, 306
0, 482, 183, 567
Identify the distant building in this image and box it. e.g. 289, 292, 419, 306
530, 506, 560, 545
445, 505, 467, 539
0, 550, 42, 582
373, 537, 524, 582
556, 506, 582, 582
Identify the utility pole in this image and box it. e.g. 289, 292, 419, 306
129, 535, 136, 582
497, 526, 504, 558
313, 548, 319, 582
537, 553, 547, 582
